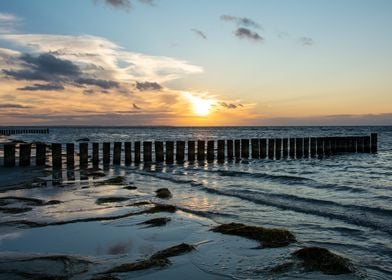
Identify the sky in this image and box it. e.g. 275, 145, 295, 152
0, 0, 391, 126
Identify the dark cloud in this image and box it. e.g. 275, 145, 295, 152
18, 83, 65, 91
235, 28, 263, 42
135, 81, 162, 91
221, 15, 261, 29
133, 103, 141, 110
299, 37, 314, 46
138, 0, 156, 5
219, 102, 238, 109
101, 0, 132, 10
0, 103, 32, 109
76, 78, 119, 89
191, 28, 207, 40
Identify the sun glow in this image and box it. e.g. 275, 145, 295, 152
185, 93, 216, 116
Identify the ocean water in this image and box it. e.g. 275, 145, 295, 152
2, 126, 392, 279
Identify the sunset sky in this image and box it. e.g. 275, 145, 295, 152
0, 0, 391, 126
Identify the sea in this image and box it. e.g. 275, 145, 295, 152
1, 126, 392, 279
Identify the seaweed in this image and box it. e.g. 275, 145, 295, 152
104, 258, 170, 274
139, 217, 171, 227
96, 197, 130, 204
155, 188, 172, 199
150, 243, 195, 260
142, 204, 177, 214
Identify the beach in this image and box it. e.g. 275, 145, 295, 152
0, 126, 391, 279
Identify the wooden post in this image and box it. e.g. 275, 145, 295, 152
79, 143, 88, 169
66, 143, 75, 169
241, 139, 249, 159
275, 138, 282, 160
207, 140, 215, 162
234, 140, 240, 159
93, 143, 99, 168
282, 138, 289, 159
357, 137, 365, 153
303, 138, 310, 158
52, 143, 62, 169
113, 142, 122, 165
197, 140, 205, 161
371, 133, 378, 153
36, 143, 46, 166
143, 141, 152, 163
134, 141, 141, 164
217, 140, 225, 162
103, 142, 111, 166
364, 136, 371, 153
166, 141, 174, 163
324, 138, 332, 157
227, 140, 233, 160
188, 141, 195, 162
124, 142, 132, 165
310, 137, 317, 158
19, 144, 31, 166
289, 138, 295, 159
295, 138, 303, 159
251, 139, 260, 159
268, 138, 275, 160
317, 137, 324, 158
176, 141, 185, 163
155, 141, 164, 163
260, 139, 267, 159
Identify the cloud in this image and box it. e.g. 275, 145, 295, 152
299, 37, 314, 46
17, 83, 65, 91
191, 28, 207, 40
219, 102, 239, 109
76, 77, 119, 89
235, 28, 263, 42
138, 0, 156, 6
0, 103, 32, 109
0, 12, 21, 33
99, 0, 132, 10
135, 81, 162, 91
221, 15, 261, 29
133, 103, 141, 109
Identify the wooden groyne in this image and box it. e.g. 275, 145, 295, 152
0, 134, 378, 169
0, 128, 49, 136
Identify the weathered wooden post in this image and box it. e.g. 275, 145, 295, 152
260, 139, 267, 159
251, 139, 260, 159
241, 139, 249, 159
295, 138, 303, 159
166, 141, 174, 164
324, 138, 332, 156
197, 140, 205, 161
4, 144, 15, 167
227, 140, 234, 160
188, 141, 195, 162
275, 138, 282, 160
317, 137, 324, 158
103, 142, 111, 166
282, 138, 289, 159
124, 142, 132, 165
217, 140, 225, 162
357, 137, 365, 153
364, 136, 371, 153
155, 141, 164, 163
36, 143, 46, 166
66, 143, 75, 169
303, 138, 310, 158
52, 143, 62, 169
234, 140, 240, 159
113, 142, 122, 165
268, 138, 275, 160
176, 141, 185, 163
289, 138, 295, 159
134, 141, 141, 164
371, 133, 378, 153
143, 141, 152, 163
79, 143, 88, 169
93, 143, 99, 168
19, 144, 31, 166
207, 140, 215, 162
310, 137, 317, 158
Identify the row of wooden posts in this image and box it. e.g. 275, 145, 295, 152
0, 128, 49, 136
1, 134, 378, 168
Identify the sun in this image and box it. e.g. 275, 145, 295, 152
185, 93, 215, 116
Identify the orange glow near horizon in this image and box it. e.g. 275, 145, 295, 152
184, 92, 216, 117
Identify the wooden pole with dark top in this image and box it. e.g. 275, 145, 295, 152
166, 141, 174, 163
364, 136, 371, 153
260, 138, 267, 159
188, 141, 195, 162
124, 142, 131, 165
324, 137, 332, 156
371, 133, 378, 153
197, 140, 205, 161
234, 140, 240, 159
217, 140, 225, 162
251, 139, 260, 159
227, 140, 234, 160
310, 137, 317, 158
241, 139, 249, 159
207, 140, 215, 162
52, 143, 62, 169
113, 142, 122, 165
303, 138, 310, 158
275, 138, 282, 160
155, 141, 164, 163
282, 138, 289, 159
19, 144, 31, 166
103, 142, 111, 166
36, 143, 46, 166
93, 143, 99, 168
176, 141, 185, 163
134, 141, 141, 164
317, 137, 324, 158
79, 143, 88, 169
143, 141, 152, 163
289, 138, 295, 159
295, 138, 303, 159
66, 143, 75, 169
268, 138, 275, 160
